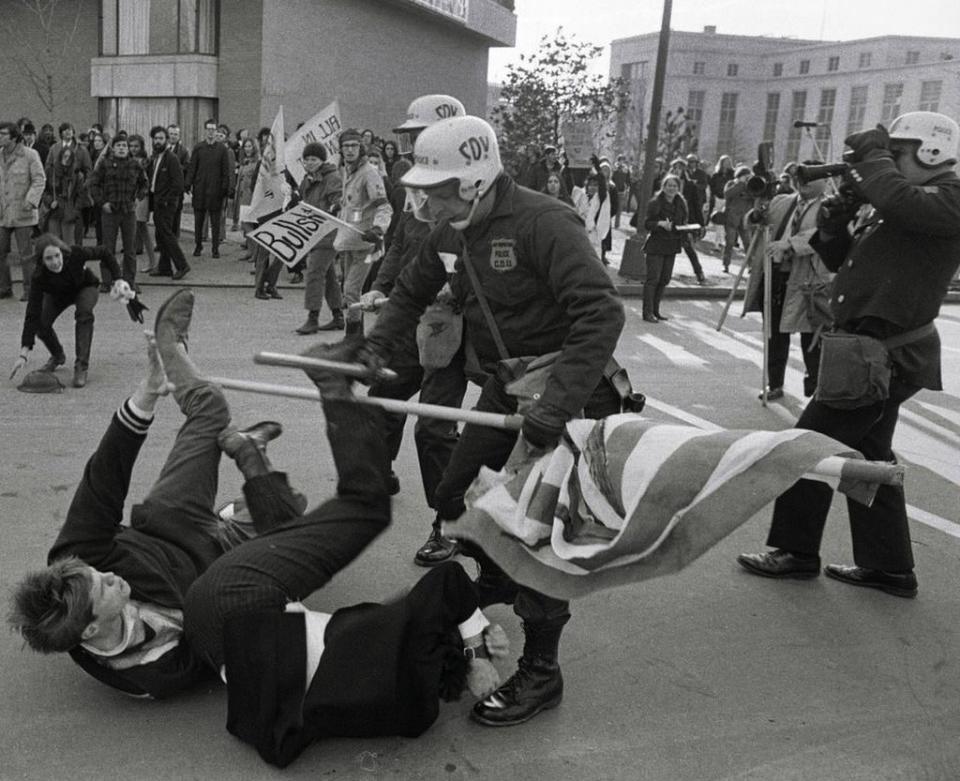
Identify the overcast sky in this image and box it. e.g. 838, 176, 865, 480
488, 0, 960, 81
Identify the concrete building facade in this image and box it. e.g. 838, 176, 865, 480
4, 0, 515, 145
610, 27, 960, 169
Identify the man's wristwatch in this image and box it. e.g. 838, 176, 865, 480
463, 643, 490, 661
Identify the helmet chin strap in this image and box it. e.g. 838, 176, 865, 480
449, 195, 480, 231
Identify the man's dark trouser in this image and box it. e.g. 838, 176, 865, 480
766, 377, 919, 572
0, 225, 35, 297
194, 206, 222, 250
368, 343, 467, 508
36, 288, 98, 369
253, 243, 283, 291
183, 399, 393, 669
643, 253, 676, 317
433, 370, 621, 642
765, 270, 820, 392
153, 201, 189, 275
101, 209, 137, 285
680, 234, 704, 278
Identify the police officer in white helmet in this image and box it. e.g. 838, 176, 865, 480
320, 114, 625, 726
739, 111, 960, 598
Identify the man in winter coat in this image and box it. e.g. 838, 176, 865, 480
0, 121, 46, 300
186, 119, 231, 258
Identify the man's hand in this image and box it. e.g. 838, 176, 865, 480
466, 658, 501, 699
844, 124, 891, 163
111, 279, 134, 301
359, 289, 387, 311
483, 624, 510, 659
49, 200, 59, 211
657, 219, 673, 230
521, 403, 567, 451
142, 331, 172, 396
102, 202, 113, 214
9, 353, 28, 380
360, 227, 383, 250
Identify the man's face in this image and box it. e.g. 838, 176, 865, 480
303, 155, 323, 174
85, 567, 131, 632
214, 130, 226, 144
204, 123, 216, 142
61, 127, 74, 143
152, 132, 167, 153
42, 245, 64, 273
798, 177, 826, 200
167, 126, 180, 144
0, 127, 12, 150
891, 141, 934, 185
112, 140, 129, 159
412, 179, 471, 224
341, 140, 361, 164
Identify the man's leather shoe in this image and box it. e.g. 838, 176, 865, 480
265, 285, 282, 299
414, 527, 459, 567
642, 314, 659, 323
824, 564, 918, 598
655, 313, 670, 321
737, 549, 821, 579
759, 387, 785, 401
471, 656, 563, 727
172, 264, 191, 280
255, 288, 271, 300
193, 246, 202, 257
40, 353, 66, 372
211, 248, 220, 259
72, 367, 87, 388
154, 289, 194, 348
317, 314, 345, 331
149, 268, 173, 277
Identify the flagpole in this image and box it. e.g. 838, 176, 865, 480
209, 376, 905, 486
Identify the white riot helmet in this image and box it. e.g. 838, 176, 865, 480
401, 116, 502, 201
393, 94, 465, 156
888, 111, 959, 168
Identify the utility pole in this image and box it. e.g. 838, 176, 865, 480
637, 0, 673, 219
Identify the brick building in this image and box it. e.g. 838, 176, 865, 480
610, 26, 960, 168
3, 0, 515, 144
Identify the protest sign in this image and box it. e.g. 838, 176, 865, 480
247, 106, 286, 223
561, 120, 593, 168
248, 201, 359, 268
285, 100, 343, 183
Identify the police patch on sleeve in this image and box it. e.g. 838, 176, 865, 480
490, 238, 517, 272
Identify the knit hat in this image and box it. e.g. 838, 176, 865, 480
301, 142, 327, 161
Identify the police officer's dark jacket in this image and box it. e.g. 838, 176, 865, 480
367, 174, 624, 421
810, 157, 960, 389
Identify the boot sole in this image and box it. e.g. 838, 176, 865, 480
470, 691, 562, 727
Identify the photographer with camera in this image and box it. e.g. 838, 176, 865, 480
743, 159, 833, 400
738, 111, 960, 599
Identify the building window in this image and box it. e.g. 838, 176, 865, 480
727, 63, 738, 77
827, 56, 840, 72
693, 61, 705, 75
785, 90, 807, 162
815, 89, 836, 160
621, 61, 647, 81
763, 92, 780, 144
881, 83, 903, 123
941, 52, 955, 61
906, 50, 920, 64
717, 92, 739, 156
846, 85, 869, 136
773, 62, 783, 77
919, 80, 942, 111
101, 0, 218, 56
686, 90, 705, 150
799, 59, 810, 74
99, 96, 216, 141
858, 52, 872, 68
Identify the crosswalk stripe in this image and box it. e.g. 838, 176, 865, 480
633, 334, 710, 368
907, 505, 960, 538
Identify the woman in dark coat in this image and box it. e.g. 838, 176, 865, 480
641, 174, 687, 323
11, 234, 123, 388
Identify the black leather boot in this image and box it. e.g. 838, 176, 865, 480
317, 309, 345, 331
471, 655, 563, 726
414, 518, 459, 566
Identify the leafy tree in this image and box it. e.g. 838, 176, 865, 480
491, 28, 631, 174
657, 107, 698, 163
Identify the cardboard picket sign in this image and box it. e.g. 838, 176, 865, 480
248, 201, 362, 268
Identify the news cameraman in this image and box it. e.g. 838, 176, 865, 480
738, 111, 960, 598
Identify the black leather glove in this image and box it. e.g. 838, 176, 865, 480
843, 124, 891, 163
126, 296, 149, 324
360, 228, 383, 251
300, 337, 387, 393
816, 186, 863, 234
521, 403, 567, 450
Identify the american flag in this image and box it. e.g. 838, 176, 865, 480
444, 414, 873, 600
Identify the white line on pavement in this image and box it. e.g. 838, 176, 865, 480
634, 334, 710, 369
907, 505, 960, 538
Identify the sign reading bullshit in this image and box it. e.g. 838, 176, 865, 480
248, 202, 360, 268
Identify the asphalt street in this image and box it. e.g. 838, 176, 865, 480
0, 261, 958, 780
